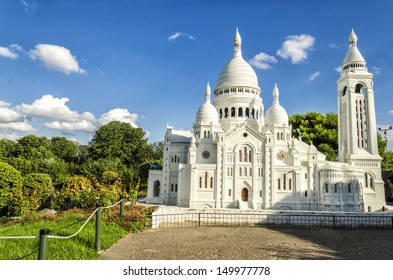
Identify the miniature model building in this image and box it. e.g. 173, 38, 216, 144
147, 29, 385, 212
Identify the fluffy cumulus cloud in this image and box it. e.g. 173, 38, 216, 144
334, 65, 342, 74
0, 121, 35, 133
307, 71, 320, 82
168, 32, 195, 41
277, 34, 315, 64
99, 108, 138, 127
17, 94, 93, 121
45, 120, 96, 133
0, 46, 18, 59
0, 94, 141, 140
249, 52, 278, 70
29, 44, 85, 74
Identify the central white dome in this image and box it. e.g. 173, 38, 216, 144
215, 29, 259, 92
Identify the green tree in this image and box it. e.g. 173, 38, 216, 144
14, 135, 52, 160
89, 121, 149, 171
50, 136, 78, 163
289, 112, 338, 161
0, 139, 16, 160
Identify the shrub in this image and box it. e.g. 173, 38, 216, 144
0, 162, 24, 216
23, 173, 54, 212
53, 176, 96, 210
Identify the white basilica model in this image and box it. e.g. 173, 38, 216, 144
147, 29, 386, 212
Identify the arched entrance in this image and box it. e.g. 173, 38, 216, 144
153, 181, 160, 197
241, 188, 248, 201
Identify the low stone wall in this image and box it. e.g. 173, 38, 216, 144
151, 206, 393, 230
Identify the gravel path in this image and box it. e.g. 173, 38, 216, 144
99, 227, 393, 260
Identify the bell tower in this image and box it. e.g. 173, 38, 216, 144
337, 29, 384, 211
337, 29, 380, 162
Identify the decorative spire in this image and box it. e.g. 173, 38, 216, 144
233, 27, 242, 57
348, 28, 358, 48
273, 83, 279, 104
205, 82, 211, 103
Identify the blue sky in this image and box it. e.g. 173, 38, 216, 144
1, 0, 393, 149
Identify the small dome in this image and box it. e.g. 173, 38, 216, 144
195, 83, 220, 125
342, 29, 366, 67
215, 29, 259, 91
264, 84, 288, 127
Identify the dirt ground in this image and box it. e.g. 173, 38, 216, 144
99, 226, 393, 260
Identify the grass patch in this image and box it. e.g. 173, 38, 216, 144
0, 204, 157, 260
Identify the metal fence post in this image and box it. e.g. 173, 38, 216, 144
120, 196, 124, 218
95, 203, 102, 252
38, 229, 50, 260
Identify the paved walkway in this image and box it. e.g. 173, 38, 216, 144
100, 226, 393, 260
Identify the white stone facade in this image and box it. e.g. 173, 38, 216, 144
147, 29, 386, 212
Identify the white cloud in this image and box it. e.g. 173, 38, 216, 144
277, 34, 315, 64
29, 44, 85, 74
371, 66, 382, 75
307, 71, 320, 82
334, 65, 342, 74
0, 107, 24, 122
17, 94, 94, 121
168, 32, 195, 41
0, 101, 11, 107
99, 108, 138, 127
0, 46, 18, 59
249, 52, 278, 70
45, 120, 96, 133
20, 0, 37, 14
0, 121, 35, 133
328, 43, 338, 49
0, 132, 21, 141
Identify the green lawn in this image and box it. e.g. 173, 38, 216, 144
0, 205, 154, 260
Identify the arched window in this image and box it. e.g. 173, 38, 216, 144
171, 184, 174, 191
244, 147, 247, 162
204, 131, 207, 138
289, 179, 292, 190
225, 108, 228, 118
277, 132, 280, 140
219, 108, 222, 118
239, 168, 242, 176
244, 167, 247, 177
334, 183, 338, 193
210, 177, 213, 188
229, 189, 231, 196
245, 108, 250, 118
199, 177, 202, 188
239, 150, 242, 162
207, 131, 210, 138
249, 150, 252, 162
249, 167, 252, 176
278, 178, 281, 190
175, 184, 178, 192
238, 107, 243, 117
305, 190, 308, 197
251, 109, 255, 119
205, 172, 208, 188
348, 183, 351, 193
355, 83, 366, 94
324, 183, 328, 193
231, 107, 235, 118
